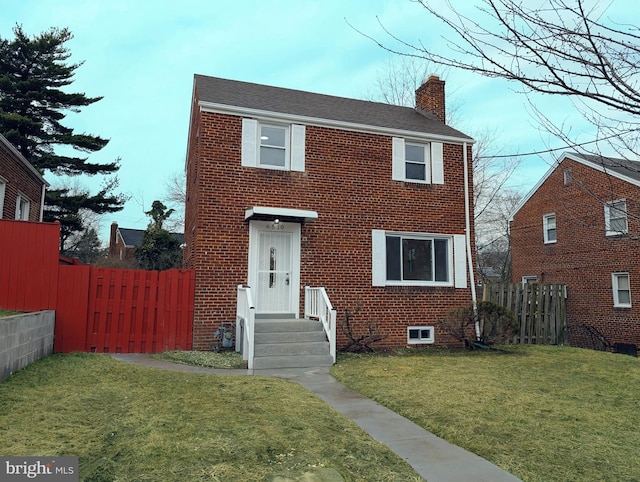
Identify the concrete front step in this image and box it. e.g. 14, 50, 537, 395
255, 341, 330, 357
252, 318, 333, 369
255, 331, 326, 344
253, 354, 334, 369
255, 319, 323, 333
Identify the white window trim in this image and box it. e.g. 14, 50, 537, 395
372, 230, 466, 288
522, 276, 537, 286
0, 176, 6, 218
543, 213, 557, 244
612, 272, 631, 308
604, 199, 628, 236
241, 118, 305, 172
15, 193, 31, 221
259, 122, 290, 169
407, 326, 435, 344
392, 137, 444, 184
404, 142, 431, 183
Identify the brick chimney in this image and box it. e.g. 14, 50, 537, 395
109, 222, 118, 257
415, 75, 446, 123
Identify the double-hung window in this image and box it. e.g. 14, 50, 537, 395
392, 138, 444, 184
543, 213, 557, 244
372, 230, 467, 288
404, 143, 430, 182
605, 199, 628, 236
612, 272, 631, 308
15, 194, 30, 221
241, 118, 305, 171
259, 124, 287, 168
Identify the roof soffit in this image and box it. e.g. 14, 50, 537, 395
198, 100, 474, 145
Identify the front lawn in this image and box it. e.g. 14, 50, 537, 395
331, 345, 640, 482
0, 353, 421, 481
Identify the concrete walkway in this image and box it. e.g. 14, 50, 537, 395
111, 354, 521, 482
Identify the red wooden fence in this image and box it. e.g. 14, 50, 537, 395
0, 219, 194, 354
56, 267, 194, 353
0, 219, 60, 311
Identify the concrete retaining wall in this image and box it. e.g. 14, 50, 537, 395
0, 311, 55, 382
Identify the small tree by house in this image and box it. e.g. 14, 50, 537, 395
134, 201, 182, 271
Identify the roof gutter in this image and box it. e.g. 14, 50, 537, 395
198, 101, 475, 145
463, 141, 480, 339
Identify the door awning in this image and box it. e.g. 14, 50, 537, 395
244, 206, 318, 223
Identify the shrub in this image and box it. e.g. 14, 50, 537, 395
438, 301, 516, 349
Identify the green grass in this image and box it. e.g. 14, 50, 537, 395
154, 349, 247, 369
0, 309, 20, 317
331, 345, 640, 482
0, 353, 421, 481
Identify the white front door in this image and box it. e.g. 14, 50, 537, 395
248, 221, 300, 315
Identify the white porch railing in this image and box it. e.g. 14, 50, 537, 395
304, 286, 337, 363
236, 285, 256, 369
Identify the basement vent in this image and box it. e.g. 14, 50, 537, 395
407, 326, 434, 345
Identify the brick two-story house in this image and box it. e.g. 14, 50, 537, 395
510, 152, 640, 350
184, 74, 476, 365
0, 133, 47, 221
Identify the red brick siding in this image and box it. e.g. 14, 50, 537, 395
0, 142, 43, 221
511, 158, 640, 347
186, 109, 476, 350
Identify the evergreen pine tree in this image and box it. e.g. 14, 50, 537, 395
0, 25, 125, 247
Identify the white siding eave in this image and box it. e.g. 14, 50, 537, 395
198, 101, 475, 145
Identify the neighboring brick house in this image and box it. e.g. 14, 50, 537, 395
108, 222, 184, 261
510, 152, 640, 349
184, 74, 476, 356
0, 133, 48, 221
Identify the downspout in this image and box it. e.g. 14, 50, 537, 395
463, 142, 480, 339
39, 183, 46, 222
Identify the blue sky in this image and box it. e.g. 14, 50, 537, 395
1, 0, 634, 243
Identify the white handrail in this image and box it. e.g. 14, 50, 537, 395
304, 286, 336, 363
236, 285, 255, 369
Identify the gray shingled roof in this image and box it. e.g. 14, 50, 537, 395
119, 228, 184, 247
509, 151, 640, 221
575, 153, 640, 183
194, 74, 473, 141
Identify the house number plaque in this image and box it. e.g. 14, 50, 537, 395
266, 222, 285, 230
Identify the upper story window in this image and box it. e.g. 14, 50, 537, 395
259, 124, 287, 167
612, 272, 631, 308
563, 168, 572, 186
392, 137, 444, 184
604, 199, 628, 236
15, 194, 30, 221
543, 213, 557, 244
241, 118, 305, 172
372, 230, 467, 288
404, 143, 430, 182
